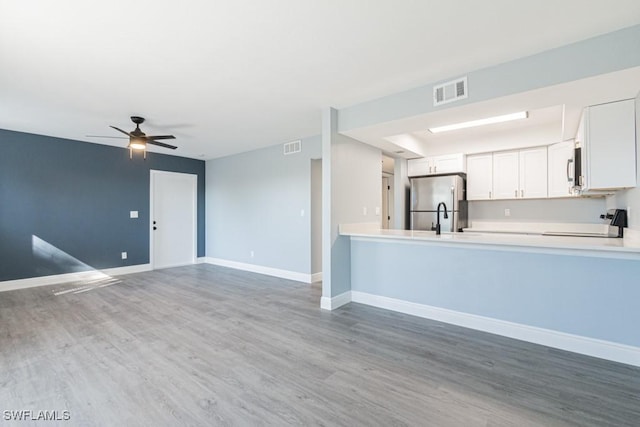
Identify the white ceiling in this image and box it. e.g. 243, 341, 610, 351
344, 67, 640, 158
1, 1, 640, 160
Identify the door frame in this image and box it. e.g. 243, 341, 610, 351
149, 170, 198, 270
382, 172, 394, 229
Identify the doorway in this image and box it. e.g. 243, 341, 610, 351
150, 170, 197, 269
382, 155, 395, 229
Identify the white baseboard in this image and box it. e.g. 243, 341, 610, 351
311, 272, 323, 283
350, 291, 640, 367
201, 257, 314, 284
0, 264, 152, 293
320, 291, 352, 311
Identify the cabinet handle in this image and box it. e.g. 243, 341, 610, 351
521, 189, 524, 197
489, 191, 492, 199
429, 166, 432, 173
515, 189, 518, 198
434, 166, 437, 173
566, 159, 574, 182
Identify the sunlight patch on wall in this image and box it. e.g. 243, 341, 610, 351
32, 235, 121, 295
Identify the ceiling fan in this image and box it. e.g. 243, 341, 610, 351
106, 116, 177, 158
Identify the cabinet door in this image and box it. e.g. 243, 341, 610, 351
586, 99, 636, 189
548, 141, 575, 198
407, 158, 430, 177
519, 147, 548, 199
466, 154, 493, 200
492, 151, 519, 199
432, 153, 465, 174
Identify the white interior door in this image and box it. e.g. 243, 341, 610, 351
150, 170, 197, 269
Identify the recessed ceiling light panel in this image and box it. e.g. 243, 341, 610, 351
428, 111, 528, 133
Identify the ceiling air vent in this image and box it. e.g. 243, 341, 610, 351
283, 140, 301, 155
433, 76, 468, 106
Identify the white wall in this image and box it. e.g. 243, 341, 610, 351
469, 198, 607, 224
206, 135, 321, 275
393, 158, 409, 230
311, 159, 322, 274
322, 108, 381, 301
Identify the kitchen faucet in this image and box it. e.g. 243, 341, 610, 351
436, 202, 448, 235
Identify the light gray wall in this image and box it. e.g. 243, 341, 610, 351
469, 198, 607, 224
351, 239, 640, 347
606, 91, 640, 230
311, 159, 322, 274
338, 25, 640, 132
322, 107, 382, 299
206, 135, 321, 274
393, 158, 410, 230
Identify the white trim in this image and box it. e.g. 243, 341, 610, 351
150, 170, 198, 270
320, 291, 352, 311
201, 257, 313, 283
0, 264, 152, 293
311, 272, 323, 283
350, 291, 640, 367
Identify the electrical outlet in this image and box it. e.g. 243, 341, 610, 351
121, 252, 127, 260
130, 211, 139, 219
504, 208, 511, 217
250, 250, 254, 258
375, 207, 381, 216
300, 209, 305, 217
363, 206, 367, 216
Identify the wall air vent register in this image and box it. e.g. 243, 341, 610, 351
433, 76, 468, 106
283, 140, 302, 155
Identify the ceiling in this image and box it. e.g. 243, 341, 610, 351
344, 67, 640, 158
1, 1, 640, 160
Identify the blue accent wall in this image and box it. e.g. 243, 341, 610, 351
350, 239, 640, 347
0, 129, 205, 281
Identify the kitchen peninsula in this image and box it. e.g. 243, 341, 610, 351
339, 223, 640, 366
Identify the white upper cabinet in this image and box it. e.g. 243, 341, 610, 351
548, 140, 576, 198
431, 153, 465, 174
578, 99, 637, 191
407, 153, 465, 177
467, 147, 548, 200
519, 147, 548, 199
492, 150, 520, 199
407, 158, 430, 177
466, 153, 493, 200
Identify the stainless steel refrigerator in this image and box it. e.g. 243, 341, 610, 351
410, 173, 467, 232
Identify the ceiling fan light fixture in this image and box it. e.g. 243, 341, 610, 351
128, 139, 147, 150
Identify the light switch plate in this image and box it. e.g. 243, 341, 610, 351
121, 252, 127, 260
130, 211, 139, 219
504, 208, 511, 217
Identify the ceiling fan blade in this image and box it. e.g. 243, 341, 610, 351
86, 135, 128, 139
145, 135, 176, 140
147, 140, 178, 149
110, 126, 133, 137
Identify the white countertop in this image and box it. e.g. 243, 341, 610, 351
339, 223, 640, 260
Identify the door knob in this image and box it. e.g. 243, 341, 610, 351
153, 226, 157, 230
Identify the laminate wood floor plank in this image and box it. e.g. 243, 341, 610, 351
1, 264, 639, 426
